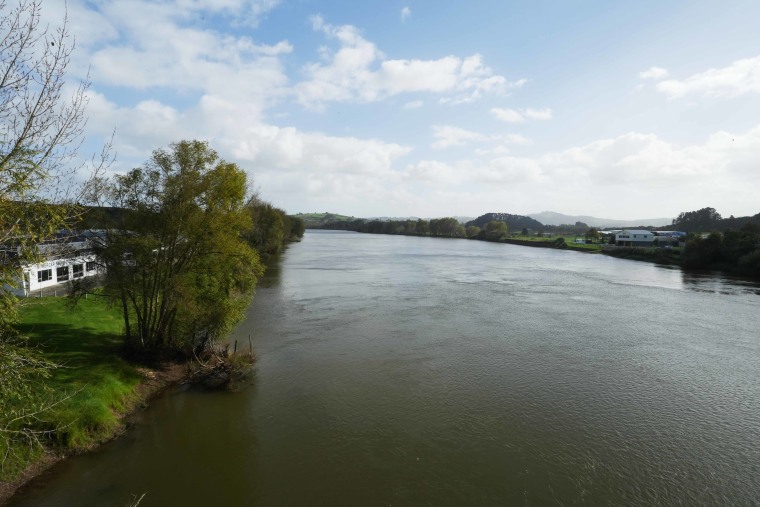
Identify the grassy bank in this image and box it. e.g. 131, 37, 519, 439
601, 246, 682, 265
2, 296, 145, 495
503, 235, 604, 253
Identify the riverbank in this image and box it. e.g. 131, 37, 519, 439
0, 298, 188, 505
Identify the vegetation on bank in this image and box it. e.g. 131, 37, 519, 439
315, 207, 760, 277
680, 226, 760, 275
2, 297, 140, 483
2, 148, 304, 486
1, 1, 304, 491
292, 212, 356, 228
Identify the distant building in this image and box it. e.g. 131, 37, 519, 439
4, 231, 103, 296
652, 231, 686, 246
654, 231, 687, 238
615, 229, 654, 247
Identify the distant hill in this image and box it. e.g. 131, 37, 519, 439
529, 211, 673, 228
466, 212, 544, 231
294, 212, 357, 228
367, 216, 420, 222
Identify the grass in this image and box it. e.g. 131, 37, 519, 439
3, 295, 142, 480
506, 235, 605, 252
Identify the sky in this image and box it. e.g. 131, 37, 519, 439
36, 0, 760, 219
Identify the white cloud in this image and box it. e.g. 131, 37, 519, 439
85, 89, 413, 200
296, 17, 522, 108
656, 55, 760, 98
404, 125, 760, 191
431, 126, 488, 149
430, 126, 533, 150
490, 108, 524, 123
401, 6, 411, 21
501, 134, 533, 145
490, 107, 552, 123
404, 156, 542, 186
523, 108, 553, 120
402, 100, 424, 109
639, 66, 669, 80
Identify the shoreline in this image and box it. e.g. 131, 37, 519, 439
0, 361, 188, 506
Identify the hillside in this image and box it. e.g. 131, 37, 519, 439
293, 212, 357, 228
529, 211, 673, 228
466, 213, 544, 231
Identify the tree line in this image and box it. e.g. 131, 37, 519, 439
318, 216, 518, 244
681, 224, 760, 275
671, 206, 760, 233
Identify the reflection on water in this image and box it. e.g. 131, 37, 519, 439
9, 230, 760, 506
681, 270, 760, 295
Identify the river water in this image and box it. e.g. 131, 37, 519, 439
9, 230, 760, 506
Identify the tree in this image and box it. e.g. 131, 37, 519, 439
95, 141, 263, 354
586, 227, 600, 242
416, 219, 429, 236
429, 217, 459, 237
245, 197, 290, 257
465, 225, 480, 238
485, 220, 508, 241
672, 207, 722, 232
1, 0, 94, 327
1, 0, 104, 478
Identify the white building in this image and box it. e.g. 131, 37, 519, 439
615, 229, 654, 247
6, 232, 102, 296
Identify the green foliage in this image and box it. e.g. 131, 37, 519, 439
1, 0, 104, 479
681, 227, 760, 274
466, 212, 543, 231
2, 297, 140, 481
294, 212, 355, 228
465, 225, 481, 238
0, 331, 59, 473
672, 207, 722, 232
429, 217, 461, 237
244, 199, 304, 256
96, 140, 263, 355
552, 237, 567, 248
681, 232, 724, 268
484, 220, 508, 241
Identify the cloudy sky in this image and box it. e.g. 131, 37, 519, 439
43, 0, 760, 219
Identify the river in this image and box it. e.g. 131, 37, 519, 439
9, 230, 760, 506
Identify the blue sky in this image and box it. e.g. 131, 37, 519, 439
40, 0, 760, 219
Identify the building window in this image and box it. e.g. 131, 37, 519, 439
37, 269, 52, 283
86, 261, 96, 272
56, 266, 69, 282
72, 264, 84, 278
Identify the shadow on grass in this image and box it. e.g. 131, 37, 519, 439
15, 322, 138, 387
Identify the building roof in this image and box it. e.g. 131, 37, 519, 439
618, 229, 653, 235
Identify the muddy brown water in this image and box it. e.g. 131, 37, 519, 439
9, 230, 760, 506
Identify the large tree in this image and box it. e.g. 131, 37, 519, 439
96, 141, 263, 354
484, 220, 508, 241
1, 0, 101, 476
672, 207, 722, 232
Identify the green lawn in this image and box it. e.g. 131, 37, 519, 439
10, 296, 141, 461
508, 235, 604, 252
